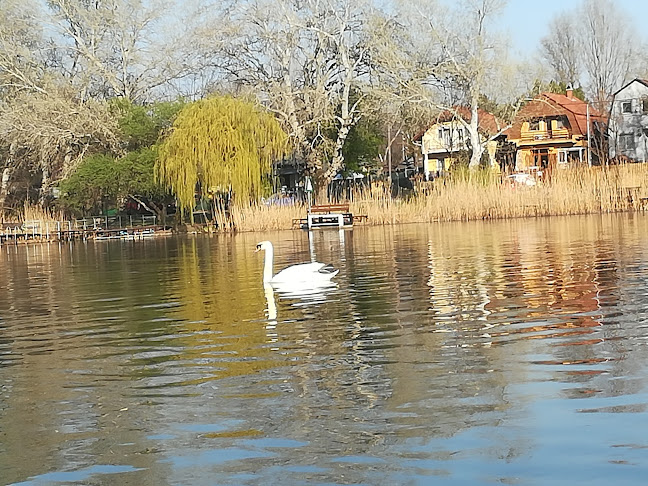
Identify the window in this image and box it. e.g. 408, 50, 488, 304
642, 98, 648, 114
554, 116, 567, 129
558, 150, 567, 164
619, 133, 635, 151
529, 119, 540, 130
439, 127, 452, 146
621, 101, 632, 114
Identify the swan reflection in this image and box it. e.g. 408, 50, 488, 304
264, 284, 278, 321
263, 280, 338, 317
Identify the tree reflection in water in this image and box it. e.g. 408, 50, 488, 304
1, 215, 647, 485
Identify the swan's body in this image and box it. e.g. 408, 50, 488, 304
256, 240, 339, 285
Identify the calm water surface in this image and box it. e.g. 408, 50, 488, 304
1, 215, 647, 485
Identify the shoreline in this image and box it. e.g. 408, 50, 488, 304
3, 165, 648, 239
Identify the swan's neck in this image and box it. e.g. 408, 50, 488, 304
263, 246, 274, 283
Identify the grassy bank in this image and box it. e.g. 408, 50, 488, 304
230, 165, 648, 232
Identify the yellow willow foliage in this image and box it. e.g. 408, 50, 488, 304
156, 96, 288, 212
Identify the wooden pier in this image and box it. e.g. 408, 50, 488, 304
0, 215, 170, 245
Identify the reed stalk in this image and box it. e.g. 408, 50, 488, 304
22, 203, 63, 225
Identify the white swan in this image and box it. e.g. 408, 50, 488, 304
255, 240, 339, 285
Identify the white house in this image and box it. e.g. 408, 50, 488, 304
609, 79, 648, 162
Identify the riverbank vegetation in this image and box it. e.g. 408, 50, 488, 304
12, 164, 648, 233
212, 164, 648, 232
1, 0, 646, 226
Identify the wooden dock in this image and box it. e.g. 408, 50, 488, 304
0, 215, 170, 245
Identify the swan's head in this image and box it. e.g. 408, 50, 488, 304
255, 241, 272, 252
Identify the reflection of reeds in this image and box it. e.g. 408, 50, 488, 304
221, 165, 648, 232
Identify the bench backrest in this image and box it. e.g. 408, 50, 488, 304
310, 204, 350, 213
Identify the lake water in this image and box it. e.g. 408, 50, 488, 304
1, 214, 647, 485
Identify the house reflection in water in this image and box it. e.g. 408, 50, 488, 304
425, 219, 622, 359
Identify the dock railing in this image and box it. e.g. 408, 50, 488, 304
1, 215, 164, 244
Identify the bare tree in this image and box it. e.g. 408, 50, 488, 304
0, 0, 49, 97
0, 87, 120, 209
540, 0, 639, 111
0, 0, 51, 213
46, 0, 195, 101
541, 14, 581, 87
579, 0, 638, 110
207, 0, 376, 189
373, 0, 512, 170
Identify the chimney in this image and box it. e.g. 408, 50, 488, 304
566, 83, 573, 99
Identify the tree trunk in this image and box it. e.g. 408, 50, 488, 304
468, 98, 484, 170
0, 167, 14, 218
129, 195, 166, 223
38, 163, 50, 207
324, 122, 351, 183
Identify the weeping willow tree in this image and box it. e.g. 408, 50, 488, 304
156, 96, 288, 216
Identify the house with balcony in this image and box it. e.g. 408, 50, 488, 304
608, 79, 648, 162
415, 107, 507, 178
507, 89, 605, 174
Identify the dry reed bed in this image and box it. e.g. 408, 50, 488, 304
11, 165, 648, 233
231, 165, 648, 232
22, 204, 64, 225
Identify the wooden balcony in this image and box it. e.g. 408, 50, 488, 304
520, 129, 571, 144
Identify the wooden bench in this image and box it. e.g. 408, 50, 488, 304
310, 204, 350, 214
308, 204, 350, 229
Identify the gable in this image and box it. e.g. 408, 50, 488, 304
612, 79, 648, 99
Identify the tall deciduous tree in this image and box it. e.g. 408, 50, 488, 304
0, 0, 50, 213
58, 99, 185, 218
540, 14, 581, 87
0, 87, 120, 211
540, 0, 639, 110
156, 96, 288, 213
0, 0, 48, 98
212, 0, 374, 189
579, 0, 637, 109
46, 0, 194, 101
373, 0, 511, 170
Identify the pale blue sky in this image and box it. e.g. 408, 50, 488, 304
499, 0, 648, 57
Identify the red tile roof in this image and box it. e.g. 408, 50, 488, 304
508, 92, 604, 140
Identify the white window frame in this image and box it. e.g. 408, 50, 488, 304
558, 150, 567, 165
439, 127, 452, 147
621, 100, 633, 114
